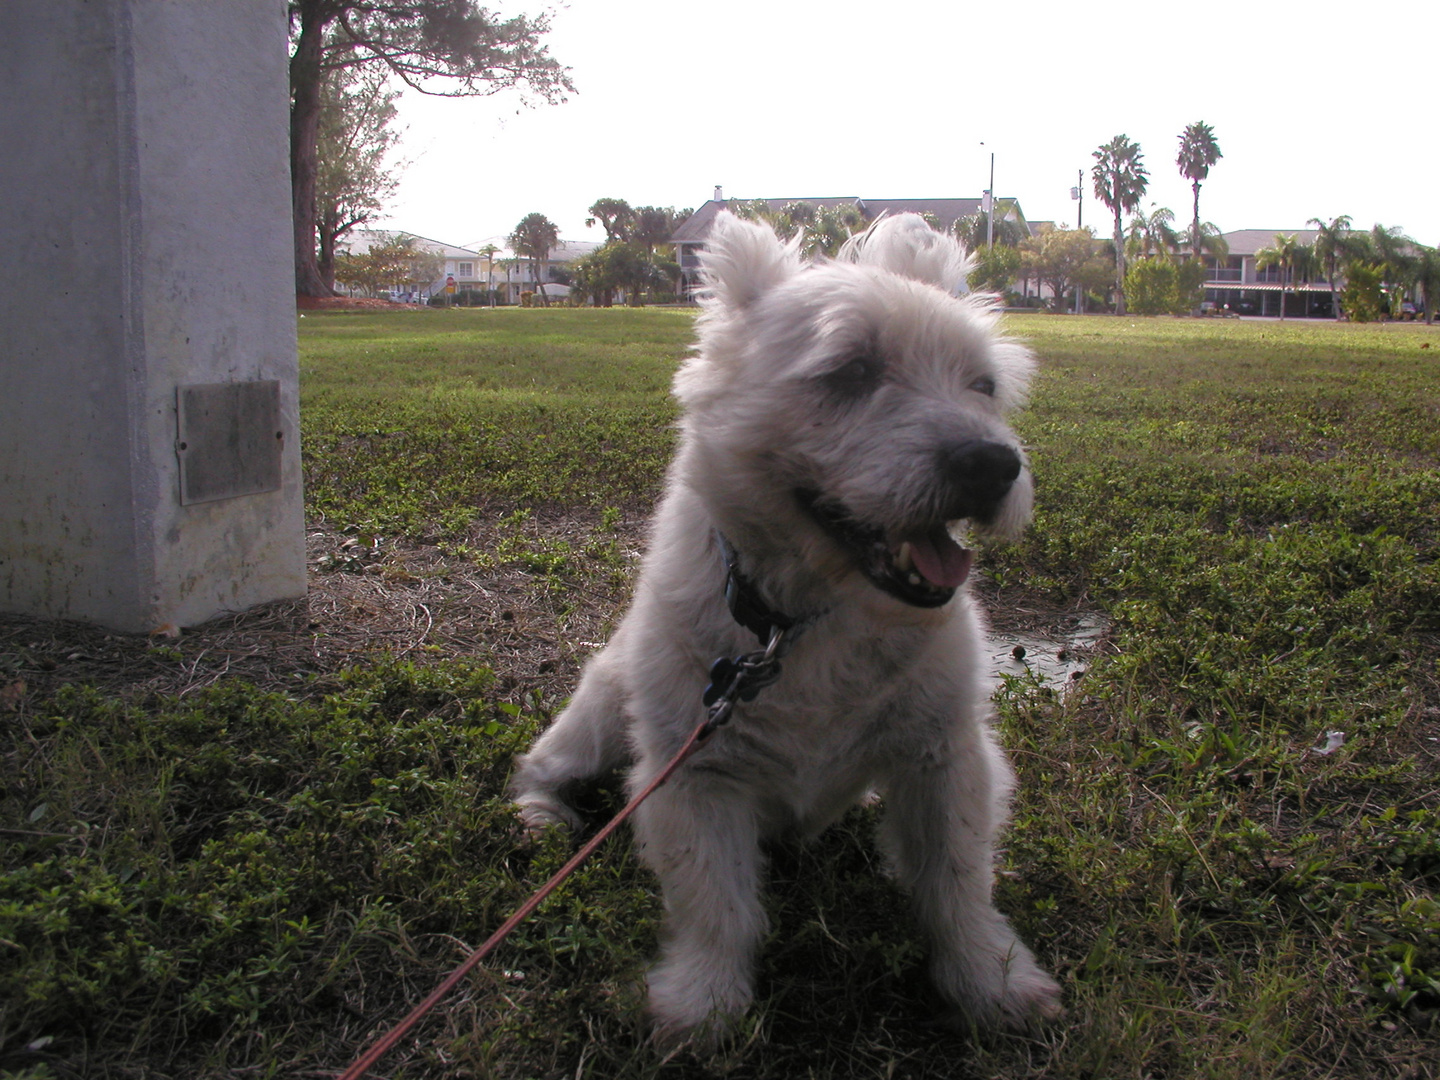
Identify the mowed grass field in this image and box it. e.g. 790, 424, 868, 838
2, 307, 1438, 1079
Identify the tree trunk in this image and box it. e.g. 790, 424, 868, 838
290, 3, 335, 297
1113, 205, 1127, 316
1190, 181, 1202, 262
317, 216, 338, 292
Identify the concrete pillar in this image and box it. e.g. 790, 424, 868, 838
0, 1, 306, 634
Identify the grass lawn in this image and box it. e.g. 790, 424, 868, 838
2, 307, 1438, 1079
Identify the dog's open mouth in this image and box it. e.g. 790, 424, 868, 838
797, 490, 973, 607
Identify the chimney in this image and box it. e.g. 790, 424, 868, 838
714, 185, 724, 202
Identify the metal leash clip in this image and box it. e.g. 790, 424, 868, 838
700, 626, 787, 735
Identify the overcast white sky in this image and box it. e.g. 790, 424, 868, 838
374, 0, 1440, 250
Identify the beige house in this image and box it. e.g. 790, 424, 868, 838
1201, 229, 1333, 317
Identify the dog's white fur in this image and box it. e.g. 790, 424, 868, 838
510, 212, 1061, 1042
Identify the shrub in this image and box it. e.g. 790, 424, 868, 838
1123, 257, 1206, 316
1341, 261, 1386, 322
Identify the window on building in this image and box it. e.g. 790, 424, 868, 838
459, 262, 473, 277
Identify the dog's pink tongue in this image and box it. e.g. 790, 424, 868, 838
909, 528, 973, 589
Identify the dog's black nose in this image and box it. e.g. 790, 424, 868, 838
937, 440, 1022, 518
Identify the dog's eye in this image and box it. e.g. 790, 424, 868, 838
968, 375, 997, 397
823, 353, 883, 399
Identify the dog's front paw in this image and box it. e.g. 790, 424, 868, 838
511, 792, 581, 839
646, 955, 752, 1050
933, 938, 1063, 1031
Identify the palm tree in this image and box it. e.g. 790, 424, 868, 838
954, 199, 1028, 251
1306, 215, 1353, 320
1255, 233, 1299, 319
804, 203, 866, 257
509, 212, 559, 305
585, 198, 633, 243
1416, 244, 1440, 324
1092, 135, 1149, 314
630, 206, 683, 255
1126, 205, 1182, 260
476, 242, 500, 307
1194, 222, 1229, 261
1176, 122, 1222, 262
1368, 224, 1419, 317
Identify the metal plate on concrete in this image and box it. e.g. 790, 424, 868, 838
176, 380, 283, 504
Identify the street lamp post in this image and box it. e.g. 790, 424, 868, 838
979, 142, 995, 249
1071, 170, 1084, 314
986, 151, 995, 249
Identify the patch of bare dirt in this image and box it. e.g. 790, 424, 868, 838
0, 516, 1123, 722
0, 516, 644, 715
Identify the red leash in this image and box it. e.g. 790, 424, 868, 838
334, 718, 712, 1080
335, 626, 788, 1079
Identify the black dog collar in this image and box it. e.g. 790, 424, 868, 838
716, 531, 798, 646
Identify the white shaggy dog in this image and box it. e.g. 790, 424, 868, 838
510, 211, 1061, 1042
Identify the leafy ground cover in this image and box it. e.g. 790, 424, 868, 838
2, 308, 1438, 1079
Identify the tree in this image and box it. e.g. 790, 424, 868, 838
803, 204, 866, 257
405, 243, 447, 296
967, 244, 1021, 295
1367, 224, 1419, 317
570, 245, 621, 306
615, 244, 677, 306
1306, 215, 1354, 321
476, 242, 500, 306
953, 200, 1028, 250
585, 198, 634, 243
1019, 228, 1111, 312
509, 212, 560, 304
777, 201, 817, 239
630, 206, 686, 254
1126, 205, 1182, 261
729, 199, 779, 227
1193, 222, 1229, 262
333, 232, 440, 297
1176, 122, 1222, 262
1123, 257, 1207, 316
315, 64, 403, 291
289, 1, 573, 297
722, 199, 861, 258
1341, 261, 1386, 322
1092, 135, 1149, 315
1415, 244, 1440, 324
1255, 233, 1301, 319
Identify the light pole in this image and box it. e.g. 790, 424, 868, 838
1071, 170, 1084, 314
978, 142, 997, 249
980, 145, 995, 249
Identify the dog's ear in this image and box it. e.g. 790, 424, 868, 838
839, 214, 973, 297
698, 211, 801, 308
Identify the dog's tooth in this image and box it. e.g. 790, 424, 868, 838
896, 541, 914, 572
908, 572, 922, 586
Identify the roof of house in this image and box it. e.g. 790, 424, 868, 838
672, 198, 858, 244
1221, 229, 1323, 255
344, 231, 601, 264
340, 229, 479, 259
672, 197, 1027, 245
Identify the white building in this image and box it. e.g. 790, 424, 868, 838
462, 237, 602, 303
339, 230, 600, 303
